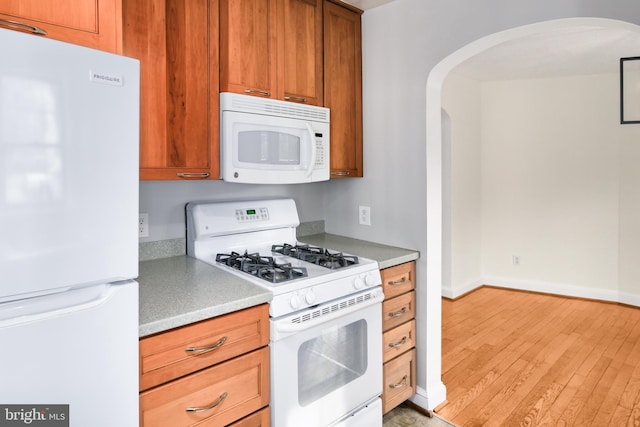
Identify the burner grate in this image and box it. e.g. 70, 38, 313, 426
216, 251, 308, 283
271, 244, 358, 269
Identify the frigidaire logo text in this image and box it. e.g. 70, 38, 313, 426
1, 405, 69, 426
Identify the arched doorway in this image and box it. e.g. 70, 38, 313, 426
421, 17, 640, 410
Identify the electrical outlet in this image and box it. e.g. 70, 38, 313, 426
139, 213, 149, 238
359, 206, 371, 226
512, 255, 520, 266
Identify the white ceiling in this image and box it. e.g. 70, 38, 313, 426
340, 1, 640, 82
452, 25, 640, 81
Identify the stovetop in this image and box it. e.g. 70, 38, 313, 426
186, 199, 382, 317
215, 244, 360, 285
216, 250, 309, 284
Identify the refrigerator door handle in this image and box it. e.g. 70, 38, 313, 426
0, 283, 119, 326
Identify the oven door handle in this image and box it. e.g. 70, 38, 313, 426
271, 290, 384, 339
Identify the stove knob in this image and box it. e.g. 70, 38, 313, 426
354, 276, 365, 289
290, 294, 302, 309
305, 290, 316, 305
365, 273, 378, 287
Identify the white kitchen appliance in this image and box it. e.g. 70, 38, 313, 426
187, 199, 384, 427
219, 92, 330, 184
0, 28, 140, 426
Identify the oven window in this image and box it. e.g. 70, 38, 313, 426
297, 319, 368, 406
237, 130, 301, 165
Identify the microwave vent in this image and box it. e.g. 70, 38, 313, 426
221, 92, 329, 122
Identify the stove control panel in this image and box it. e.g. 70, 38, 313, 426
235, 207, 269, 222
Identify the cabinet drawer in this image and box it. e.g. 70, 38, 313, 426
140, 304, 269, 391
140, 347, 270, 427
381, 262, 415, 299
382, 291, 415, 332
228, 407, 270, 427
383, 319, 416, 363
382, 349, 416, 414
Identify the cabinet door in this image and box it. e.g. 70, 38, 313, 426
0, 0, 122, 53
323, 1, 363, 178
278, 0, 323, 106
123, 0, 219, 180
220, 0, 277, 98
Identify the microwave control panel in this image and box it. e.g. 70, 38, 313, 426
315, 133, 325, 167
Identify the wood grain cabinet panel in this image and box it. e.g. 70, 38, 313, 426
123, 0, 219, 180
140, 347, 269, 427
382, 290, 415, 332
228, 408, 270, 427
382, 349, 417, 414
383, 319, 416, 364
139, 304, 270, 426
139, 304, 269, 391
380, 260, 417, 414
323, 0, 363, 178
0, 0, 122, 53
278, 0, 323, 105
381, 262, 416, 300
220, 0, 322, 106
219, 0, 277, 98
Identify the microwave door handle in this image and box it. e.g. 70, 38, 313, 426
305, 123, 317, 177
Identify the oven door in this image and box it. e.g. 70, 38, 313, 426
270, 292, 383, 427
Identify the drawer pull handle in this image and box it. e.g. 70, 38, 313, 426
244, 89, 270, 97
0, 18, 47, 36
389, 375, 408, 389
388, 277, 408, 286
185, 392, 228, 413
284, 96, 307, 103
388, 307, 408, 318
176, 172, 210, 179
185, 336, 227, 354
388, 336, 408, 348
331, 171, 351, 177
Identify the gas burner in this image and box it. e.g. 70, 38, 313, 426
216, 251, 307, 283
271, 244, 358, 269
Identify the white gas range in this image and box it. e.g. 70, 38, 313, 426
186, 198, 384, 427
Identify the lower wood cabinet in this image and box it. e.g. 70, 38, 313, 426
228, 408, 270, 427
140, 348, 269, 426
381, 261, 417, 414
383, 349, 417, 412
139, 304, 270, 426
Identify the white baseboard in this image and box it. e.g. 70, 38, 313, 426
446, 275, 640, 307
409, 382, 447, 411
444, 279, 484, 299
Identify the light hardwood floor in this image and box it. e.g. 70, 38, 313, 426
436, 287, 640, 426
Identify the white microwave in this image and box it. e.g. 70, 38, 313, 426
220, 92, 330, 184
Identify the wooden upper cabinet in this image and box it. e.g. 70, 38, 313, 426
220, 0, 323, 106
324, 0, 363, 178
278, 0, 323, 106
219, 0, 277, 98
0, 0, 122, 53
123, 0, 219, 180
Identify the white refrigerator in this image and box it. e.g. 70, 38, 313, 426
0, 28, 140, 426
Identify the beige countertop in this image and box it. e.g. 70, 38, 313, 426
138, 256, 271, 337
138, 233, 419, 337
